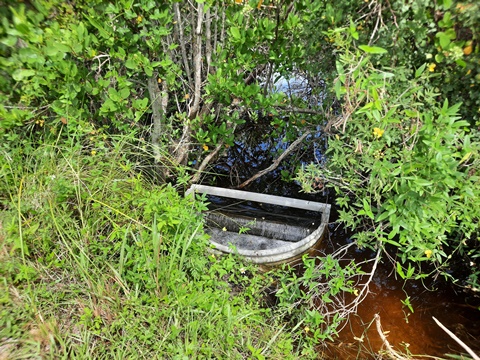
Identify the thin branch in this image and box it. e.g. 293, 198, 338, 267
191, 141, 225, 184
273, 105, 327, 115
432, 317, 480, 360
237, 131, 310, 189
375, 314, 409, 360
205, 7, 212, 74
173, 3, 192, 85
189, 2, 204, 119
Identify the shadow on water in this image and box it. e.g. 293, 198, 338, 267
204, 117, 480, 359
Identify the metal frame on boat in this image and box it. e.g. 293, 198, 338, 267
186, 185, 331, 265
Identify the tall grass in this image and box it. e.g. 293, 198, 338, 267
0, 134, 309, 359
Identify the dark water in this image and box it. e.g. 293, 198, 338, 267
205, 117, 480, 359
316, 229, 480, 359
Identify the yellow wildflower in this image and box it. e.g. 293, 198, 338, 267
91, 150, 97, 156
184, 93, 190, 100
425, 249, 432, 258
202, 144, 209, 151
373, 127, 384, 139
304, 326, 310, 333
136, 15, 143, 24
428, 63, 436, 72
463, 45, 473, 56
222, 227, 227, 231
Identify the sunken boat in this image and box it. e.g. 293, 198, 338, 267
186, 185, 331, 265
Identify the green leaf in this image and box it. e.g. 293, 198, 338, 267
455, 59, 466, 68
396, 262, 406, 279
436, 32, 450, 49
85, 14, 111, 39
12, 69, 36, 81
358, 45, 387, 54
441, 0, 453, 9
230, 27, 241, 40
376, 211, 390, 222
108, 87, 119, 101
144, 66, 153, 77
381, 237, 401, 247
415, 63, 426, 78
44, 41, 70, 56
125, 58, 137, 70
362, 199, 374, 220
119, 87, 130, 100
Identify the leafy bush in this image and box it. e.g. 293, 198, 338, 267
297, 25, 480, 290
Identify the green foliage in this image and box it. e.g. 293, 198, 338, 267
275, 255, 359, 345
298, 23, 480, 289
0, 136, 313, 358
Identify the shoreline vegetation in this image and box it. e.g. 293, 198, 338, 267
1, 0, 479, 358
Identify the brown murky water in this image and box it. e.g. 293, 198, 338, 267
316, 230, 480, 359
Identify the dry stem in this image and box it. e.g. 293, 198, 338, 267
237, 131, 310, 189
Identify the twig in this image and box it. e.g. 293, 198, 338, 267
375, 314, 409, 360
237, 131, 310, 189
273, 105, 327, 115
432, 316, 480, 360
191, 140, 225, 184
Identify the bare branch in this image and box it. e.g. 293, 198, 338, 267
147, 75, 169, 179
173, 3, 192, 85
375, 314, 409, 360
237, 131, 310, 189
189, 2, 204, 119
205, 7, 212, 74
432, 317, 480, 360
191, 140, 225, 184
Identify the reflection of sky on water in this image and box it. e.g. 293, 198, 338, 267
271, 72, 327, 108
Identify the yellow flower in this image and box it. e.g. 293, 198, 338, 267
91, 150, 97, 156
222, 227, 227, 231
184, 93, 190, 100
136, 15, 143, 24
373, 127, 384, 138
304, 326, 310, 333
428, 63, 436, 72
425, 249, 432, 259
463, 45, 473, 56
202, 144, 209, 151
